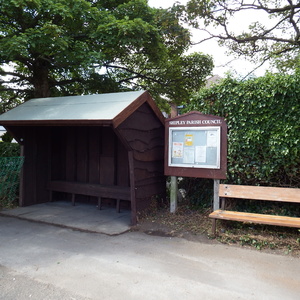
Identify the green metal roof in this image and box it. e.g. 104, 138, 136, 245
0, 91, 146, 122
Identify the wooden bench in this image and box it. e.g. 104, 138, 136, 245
209, 184, 300, 235
47, 181, 131, 213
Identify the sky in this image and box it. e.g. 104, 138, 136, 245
148, 0, 271, 78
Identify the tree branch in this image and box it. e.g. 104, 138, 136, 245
287, 0, 300, 39
104, 64, 163, 84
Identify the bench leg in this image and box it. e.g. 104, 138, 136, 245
116, 199, 120, 213
71, 194, 75, 206
212, 219, 217, 236
98, 197, 102, 210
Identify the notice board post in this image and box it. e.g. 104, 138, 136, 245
165, 111, 227, 212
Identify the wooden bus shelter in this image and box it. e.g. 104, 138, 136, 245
0, 91, 165, 225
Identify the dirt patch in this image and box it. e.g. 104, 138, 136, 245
135, 203, 300, 257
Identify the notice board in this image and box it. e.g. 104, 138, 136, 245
165, 111, 227, 179
169, 126, 221, 169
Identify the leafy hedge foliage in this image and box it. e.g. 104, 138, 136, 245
0, 142, 20, 157
0, 142, 21, 208
179, 177, 213, 209
186, 73, 300, 187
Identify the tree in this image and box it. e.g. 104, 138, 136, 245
184, 0, 300, 72
0, 82, 21, 114
0, 0, 213, 109
114, 52, 213, 108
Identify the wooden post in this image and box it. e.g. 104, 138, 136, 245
212, 219, 217, 236
213, 179, 220, 211
128, 151, 137, 225
170, 176, 178, 213
19, 145, 24, 207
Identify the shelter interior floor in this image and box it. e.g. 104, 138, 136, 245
0, 201, 131, 235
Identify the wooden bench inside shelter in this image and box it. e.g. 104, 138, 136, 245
209, 184, 300, 235
47, 181, 131, 213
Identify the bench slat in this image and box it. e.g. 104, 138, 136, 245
219, 184, 300, 203
48, 181, 131, 200
209, 210, 300, 228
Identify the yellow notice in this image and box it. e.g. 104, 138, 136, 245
184, 134, 193, 146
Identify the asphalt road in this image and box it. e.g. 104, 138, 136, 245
0, 215, 299, 300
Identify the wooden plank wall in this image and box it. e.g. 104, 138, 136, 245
117, 103, 165, 213
50, 126, 129, 184
16, 127, 51, 206
17, 126, 129, 206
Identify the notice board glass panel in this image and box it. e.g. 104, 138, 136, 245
168, 126, 221, 169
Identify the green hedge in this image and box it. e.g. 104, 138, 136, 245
0, 142, 21, 157
0, 156, 24, 208
186, 72, 300, 188
0, 142, 22, 208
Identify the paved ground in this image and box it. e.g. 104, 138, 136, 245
0, 206, 300, 299
0, 201, 131, 235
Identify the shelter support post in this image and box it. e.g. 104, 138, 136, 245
19, 145, 25, 207
170, 176, 178, 213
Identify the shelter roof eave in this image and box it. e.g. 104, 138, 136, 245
0, 90, 165, 128
113, 91, 165, 128
0, 120, 113, 127
0, 91, 146, 125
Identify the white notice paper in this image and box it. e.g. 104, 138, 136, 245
195, 146, 207, 163
183, 148, 195, 164
207, 131, 218, 147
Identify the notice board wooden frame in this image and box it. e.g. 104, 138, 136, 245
165, 111, 227, 179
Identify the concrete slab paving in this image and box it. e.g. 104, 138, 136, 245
0, 201, 131, 235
